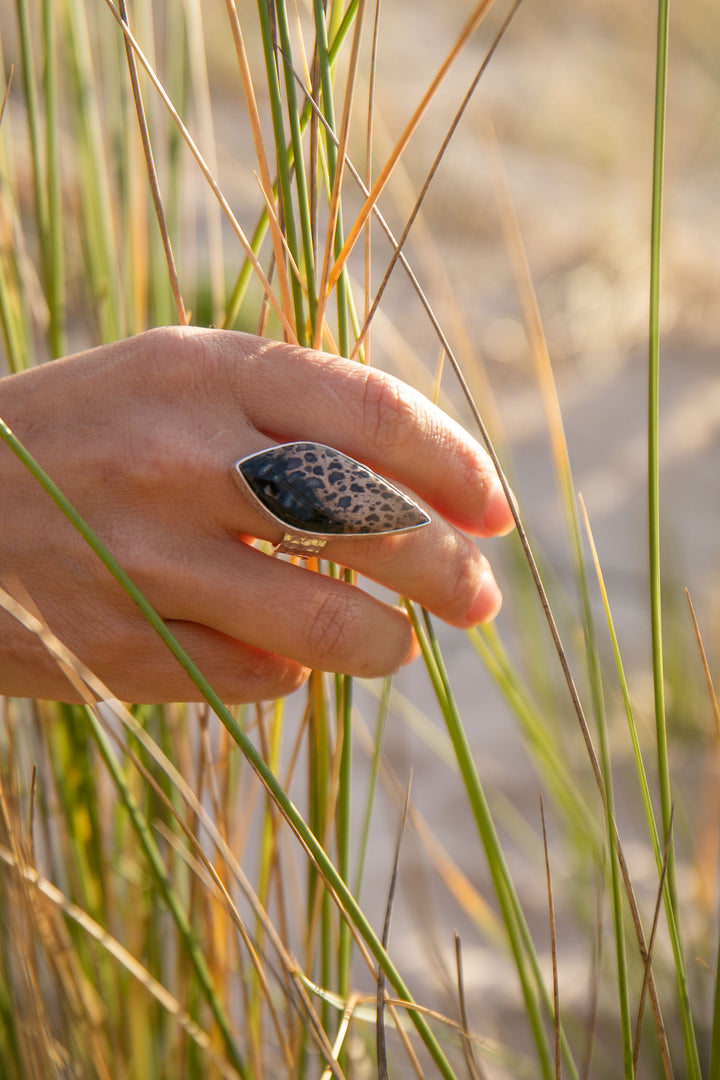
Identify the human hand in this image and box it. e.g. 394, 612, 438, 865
0, 327, 514, 703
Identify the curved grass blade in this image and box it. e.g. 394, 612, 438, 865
406, 602, 575, 1080
0, 844, 242, 1080
0, 418, 462, 1080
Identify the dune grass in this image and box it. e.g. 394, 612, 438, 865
0, 1, 719, 1077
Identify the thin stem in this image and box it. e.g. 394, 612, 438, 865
117, 0, 187, 325
648, 1, 701, 1074
43, 0, 65, 357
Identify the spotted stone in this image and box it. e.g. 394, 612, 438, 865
234, 442, 430, 537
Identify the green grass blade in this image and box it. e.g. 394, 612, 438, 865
64, 0, 124, 341
407, 603, 577, 1080
15, 0, 49, 294
312, 0, 352, 355
470, 624, 599, 851
647, 1, 701, 1074
581, 499, 677, 1073
255, 0, 306, 340
335, 671, 353, 1019
274, 0, 318, 332
82, 705, 248, 1078
353, 675, 392, 898
42, 0, 65, 358
648, 0, 670, 869
0, 417, 461, 1079
223, 1, 358, 336
0, 187, 29, 374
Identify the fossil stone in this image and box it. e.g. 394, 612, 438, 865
234, 442, 430, 537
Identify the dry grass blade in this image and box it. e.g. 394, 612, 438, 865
327, 0, 497, 294
353, 708, 500, 936
377, 778, 412, 1080
0, 762, 60, 1077
686, 589, 720, 738
540, 797, 561, 1080
115, 757, 298, 1078
362, 0, 382, 364
0, 581, 102, 702
254, 172, 307, 299
633, 808, 674, 1072
0, 65, 13, 127
282, 55, 459, 367
321, 993, 362, 1080
580, 871, 603, 1080
580, 497, 673, 1078
313, 0, 367, 349
475, 146, 675, 1074
116, 0, 187, 325
0, 587, 346, 1077
454, 931, 487, 1080
224, 0, 294, 326
0, 843, 242, 1080
490, 133, 603, 786
27, 763, 36, 866
102, 0, 298, 342
351, 0, 523, 362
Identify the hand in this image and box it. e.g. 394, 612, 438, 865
0, 327, 514, 703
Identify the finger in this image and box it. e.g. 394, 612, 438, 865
215, 463, 502, 628
102, 621, 310, 704
322, 513, 503, 628
193, 329, 515, 537
0, 608, 309, 705
141, 538, 415, 678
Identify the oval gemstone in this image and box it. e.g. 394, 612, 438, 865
235, 442, 430, 536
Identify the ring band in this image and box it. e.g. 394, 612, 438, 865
232, 441, 430, 559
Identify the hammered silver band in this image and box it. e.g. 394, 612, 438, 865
275, 533, 329, 557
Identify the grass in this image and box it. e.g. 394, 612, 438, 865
1, 0, 719, 1076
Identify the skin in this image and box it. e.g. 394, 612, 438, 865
0, 326, 515, 703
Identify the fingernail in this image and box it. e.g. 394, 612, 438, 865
480, 476, 517, 537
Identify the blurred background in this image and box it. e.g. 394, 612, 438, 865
1, 0, 720, 1074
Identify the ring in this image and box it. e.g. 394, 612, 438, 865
232, 441, 430, 558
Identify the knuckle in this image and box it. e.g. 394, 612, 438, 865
443, 543, 484, 621
305, 590, 358, 665
358, 369, 420, 451
221, 656, 310, 703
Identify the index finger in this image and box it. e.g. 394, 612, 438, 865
213, 330, 514, 538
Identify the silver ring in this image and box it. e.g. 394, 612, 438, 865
232, 441, 430, 558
